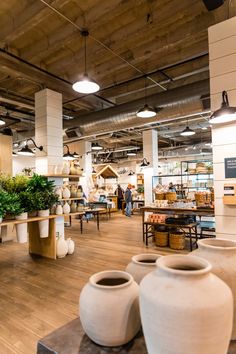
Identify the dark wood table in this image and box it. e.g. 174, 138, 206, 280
37, 317, 236, 354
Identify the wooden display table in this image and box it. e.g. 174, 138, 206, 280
0, 212, 84, 260
37, 317, 236, 354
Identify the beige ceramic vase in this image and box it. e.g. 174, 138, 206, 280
140, 255, 233, 354
125, 253, 162, 284
79, 270, 140, 347
192, 238, 236, 339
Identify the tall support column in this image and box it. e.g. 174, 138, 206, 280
35, 89, 64, 237
35, 89, 63, 174
69, 140, 93, 197
142, 130, 158, 205
209, 17, 236, 240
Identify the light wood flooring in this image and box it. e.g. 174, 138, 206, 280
0, 213, 179, 354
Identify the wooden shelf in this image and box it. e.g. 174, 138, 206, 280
0, 215, 59, 227
43, 174, 81, 179
59, 198, 84, 201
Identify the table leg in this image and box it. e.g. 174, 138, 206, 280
69, 215, 72, 227
97, 212, 100, 230
142, 210, 145, 243
189, 227, 193, 252
80, 216, 83, 234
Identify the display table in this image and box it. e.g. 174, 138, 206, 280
0, 213, 85, 260
37, 317, 236, 354
141, 206, 215, 251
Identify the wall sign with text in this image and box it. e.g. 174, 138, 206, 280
225, 158, 236, 178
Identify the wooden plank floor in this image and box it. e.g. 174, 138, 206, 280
0, 213, 181, 354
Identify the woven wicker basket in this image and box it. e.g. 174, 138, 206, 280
155, 193, 165, 200
165, 192, 177, 201
169, 232, 185, 250
155, 231, 168, 247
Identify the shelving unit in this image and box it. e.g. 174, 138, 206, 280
153, 160, 213, 200
44, 174, 81, 180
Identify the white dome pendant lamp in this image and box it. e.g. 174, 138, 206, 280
72, 30, 100, 94
136, 77, 157, 118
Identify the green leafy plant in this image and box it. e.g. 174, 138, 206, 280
0, 174, 29, 193
18, 190, 37, 213
137, 186, 144, 194
34, 191, 58, 211
27, 174, 55, 193
0, 190, 23, 217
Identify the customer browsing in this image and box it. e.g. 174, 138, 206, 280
125, 184, 132, 217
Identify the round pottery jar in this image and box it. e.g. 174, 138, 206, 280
192, 238, 236, 339
63, 201, 70, 214
56, 235, 68, 258
79, 270, 141, 347
67, 238, 75, 254
62, 162, 70, 175
125, 253, 162, 284
140, 255, 233, 354
62, 186, 70, 199
55, 204, 63, 215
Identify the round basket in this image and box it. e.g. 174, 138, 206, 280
165, 192, 177, 201
169, 232, 185, 250
155, 193, 165, 200
155, 231, 168, 247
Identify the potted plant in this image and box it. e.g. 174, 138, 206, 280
27, 175, 58, 238
0, 190, 10, 223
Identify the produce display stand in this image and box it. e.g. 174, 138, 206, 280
0, 212, 85, 260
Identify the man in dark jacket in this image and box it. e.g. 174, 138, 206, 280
115, 184, 124, 210
125, 184, 132, 217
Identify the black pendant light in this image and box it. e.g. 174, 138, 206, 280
180, 119, 196, 136
128, 170, 135, 176
18, 138, 43, 156
127, 150, 137, 156
136, 78, 157, 118
140, 158, 150, 167
209, 90, 236, 124
92, 142, 103, 151
72, 30, 100, 94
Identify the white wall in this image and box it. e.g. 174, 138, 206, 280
209, 16, 236, 240
12, 156, 35, 176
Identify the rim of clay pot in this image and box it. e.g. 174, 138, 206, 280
156, 255, 212, 276
90, 270, 133, 289
132, 253, 162, 265
197, 238, 236, 250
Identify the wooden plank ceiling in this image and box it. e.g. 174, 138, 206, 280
0, 0, 234, 147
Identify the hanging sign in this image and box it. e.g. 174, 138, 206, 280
225, 157, 236, 178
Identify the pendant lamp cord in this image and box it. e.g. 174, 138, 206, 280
84, 34, 87, 74
222, 90, 229, 106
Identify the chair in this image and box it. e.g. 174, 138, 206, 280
199, 221, 216, 238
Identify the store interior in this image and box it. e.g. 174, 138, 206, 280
1, 1, 236, 353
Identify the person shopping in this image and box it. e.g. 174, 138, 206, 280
115, 184, 124, 210
125, 184, 132, 217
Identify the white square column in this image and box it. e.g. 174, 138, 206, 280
35, 89, 63, 174
142, 130, 158, 205
209, 17, 236, 240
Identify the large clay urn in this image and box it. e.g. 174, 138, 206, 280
192, 238, 236, 339
140, 255, 233, 354
125, 253, 162, 284
79, 270, 140, 347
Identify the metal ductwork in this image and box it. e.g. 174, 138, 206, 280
63, 79, 209, 138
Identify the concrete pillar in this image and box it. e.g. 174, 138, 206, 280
0, 135, 12, 175
142, 130, 158, 205
68, 140, 93, 197
35, 88, 64, 237
209, 17, 236, 240
35, 89, 63, 174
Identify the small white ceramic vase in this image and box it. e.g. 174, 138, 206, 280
16, 212, 28, 243
55, 187, 62, 199
62, 186, 70, 199
192, 238, 236, 339
125, 253, 162, 284
56, 235, 68, 258
62, 162, 70, 175
140, 255, 233, 354
63, 202, 70, 214
70, 201, 77, 213
55, 204, 63, 215
38, 209, 49, 238
67, 238, 75, 254
79, 270, 140, 346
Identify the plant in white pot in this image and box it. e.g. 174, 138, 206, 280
27, 175, 58, 238
16, 191, 37, 243
0, 189, 10, 223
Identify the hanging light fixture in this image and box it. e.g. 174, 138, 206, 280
128, 170, 135, 176
63, 145, 75, 160
91, 142, 103, 151
136, 77, 158, 118
140, 158, 150, 167
127, 150, 137, 156
209, 90, 236, 124
0, 116, 5, 126
73, 151, 80, 158
12, 151, 18, 157
180, 119, 196, 136
72, 30, 100, 94
18, 138, 43, 156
